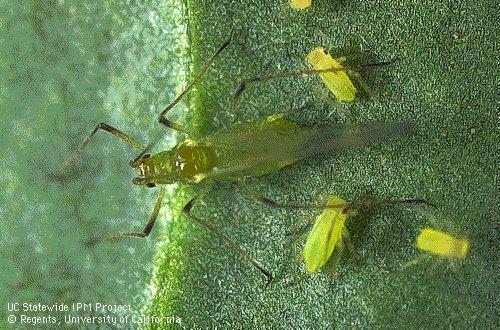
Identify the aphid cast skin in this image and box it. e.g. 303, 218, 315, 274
302, 196, 351, 273
416, 228, 470, 259
306, 47, 357, 101
290, 0, 312, 10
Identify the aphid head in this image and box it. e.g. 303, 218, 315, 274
131, 151, 176, 186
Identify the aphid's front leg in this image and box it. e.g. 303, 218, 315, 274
287, 213, 314, 236
182, 194, 273, 287
132, 33, 233, 165
54, 123, 145, 178
88, 187, 165, 245
341, 228, 361, 263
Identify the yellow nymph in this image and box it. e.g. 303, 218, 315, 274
416, 228, 470, 259
306, 47, 357, 101
302, 196, 350, 273
289, 0, 312, 10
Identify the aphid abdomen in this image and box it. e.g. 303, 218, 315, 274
416, 228, 470, 259
306, 47, 357, 101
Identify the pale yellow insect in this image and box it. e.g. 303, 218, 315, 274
416, 228, 470, 259
401, 226, 470, 272
306, 47, 357, 101
301, 196, 354, 273
289, 0, 312, 10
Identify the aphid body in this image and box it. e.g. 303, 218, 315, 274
132, 117, 408, 187
306, 47, 357, 101
416, 228, 469, 259
289, 0, 312, 10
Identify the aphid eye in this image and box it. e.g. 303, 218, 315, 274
146, 183, 156, 188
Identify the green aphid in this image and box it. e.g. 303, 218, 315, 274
55, 34, 410, 285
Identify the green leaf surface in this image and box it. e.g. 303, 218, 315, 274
147, 0, 498, 328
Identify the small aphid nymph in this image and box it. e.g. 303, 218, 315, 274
416, 228, 470, 259
306, 47, 357, 101
302, 196, 353, 273
290, 0, 312, 10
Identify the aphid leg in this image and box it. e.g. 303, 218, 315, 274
385, 198, 437, 208
349, 70, 376, 99
286, 213, 313, 236
427, 257, 441, 274
182, 194, 273, 287
239, 183, 346, 211
106, 187, 165, 240
336, 56, 347, 63
230, 58, 398, 111
327, 240, 344, 277
53, 123, 145, 178
132, 32, 234, 165
342, 228, 361, 263
231, 66, 351, 112
399, 253, 428, 272
351, 195, 437, 211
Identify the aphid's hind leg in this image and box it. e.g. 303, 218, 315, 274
240, 184, 435, 212
239, 183, 346, 211
84, 187, 165, 246
132, 32, 234, 165
53, 123, 145, 178
230, 66, 352, 113
182, 194, 273, 287
230, 58, 398, 112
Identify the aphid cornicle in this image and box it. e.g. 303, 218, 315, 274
56, 34, 412, 285
290, 0, 312, 10
306, 47, 357, 101
416, 228, 470, 259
